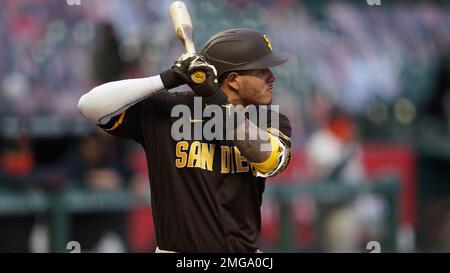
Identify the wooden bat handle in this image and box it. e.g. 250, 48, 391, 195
169, 1, 196, 54
169, 1, 206, 84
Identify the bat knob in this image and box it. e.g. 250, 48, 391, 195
190, 70, 206, 84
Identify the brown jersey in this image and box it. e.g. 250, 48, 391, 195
100, 90, 292, 252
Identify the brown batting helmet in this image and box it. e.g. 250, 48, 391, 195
201, 28, 288, 78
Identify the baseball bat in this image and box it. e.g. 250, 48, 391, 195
169, 1, 206, 84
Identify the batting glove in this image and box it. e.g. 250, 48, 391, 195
159, 53, 198, 90
172, 54, 219, 97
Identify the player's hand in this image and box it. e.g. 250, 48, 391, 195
172, 53, 219, 97
159, 53, 198, 90
170, 53, 197, 82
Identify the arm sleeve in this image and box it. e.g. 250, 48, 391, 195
77, 75, 166, 125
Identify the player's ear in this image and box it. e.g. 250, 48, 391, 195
225, 72, 240, 91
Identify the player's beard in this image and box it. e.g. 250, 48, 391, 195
241, 87, 273, 106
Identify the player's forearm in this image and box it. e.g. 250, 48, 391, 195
232, 119, 288, 177
232, 121, 272, 163
77, 70, 179, 125
203, 89, 288, 176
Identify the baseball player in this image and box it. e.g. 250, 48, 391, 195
78, 28, 292, 252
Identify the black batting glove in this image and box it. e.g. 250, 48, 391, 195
159, 69, 183, 90
172, 54, 219, 97
186, 55, 219, 97
159, 53, 197, 90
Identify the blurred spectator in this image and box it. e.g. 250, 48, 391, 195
0, 133, 34, 188
423, 31, 450, 130
305, 109, 386, 252
91, 21, 126, 84
0, 132, 35, 252
306, 108, 364, 183
305, 109, 363, 252
62, 130, 131, 252
64, 130, 130, 189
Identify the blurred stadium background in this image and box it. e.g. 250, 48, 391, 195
0, 0, 449, 253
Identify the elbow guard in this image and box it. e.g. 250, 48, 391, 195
249, 135, 284, 175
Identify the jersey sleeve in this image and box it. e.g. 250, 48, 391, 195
98, 104, 143, 142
